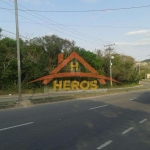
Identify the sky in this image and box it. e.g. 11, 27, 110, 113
0, 0, 150, 61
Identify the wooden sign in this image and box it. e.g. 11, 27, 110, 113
30, 51, 119, 90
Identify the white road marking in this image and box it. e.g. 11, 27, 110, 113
97, 140, 113, 150
139, 119, 147, 124
0, 122, 34, 131
129, 98, 138, 101
89, 105, 108, 110
129, 99, 134, 101
122, 127, 133, 135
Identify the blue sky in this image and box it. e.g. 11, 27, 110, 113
0, 0, 150, 61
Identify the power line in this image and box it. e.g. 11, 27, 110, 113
2, 9, 107, 46
0, 3, 110, 45
1, 12, 109, 45
1, 4, 150, 12
0, 20, 55, 25
61, 25, 150, 29
2, 30, 130, 60
114, 46, 150, 61
135, 54, 150, 58
2, 33, 15, 39
114, 45, 126, 55
1, 0, 110, 44
135, 54, 150, 60
3, 9, 108, 46
2, 28, 30, 40
1, 20, 150, 29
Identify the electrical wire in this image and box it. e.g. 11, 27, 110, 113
135, 54, 150, 61
1, 4, 150, 12
1, 20, 150, 29
4, 0, 110, 44
2, 29, 30, 40
135, 54, 150, 58
2, 33, 15, 39
114, 45, 127, 55
3, 9, 108, 46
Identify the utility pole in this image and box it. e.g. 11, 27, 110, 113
104, 44, 115, 88
139, 61, 141, 76
14, 0, 22, 101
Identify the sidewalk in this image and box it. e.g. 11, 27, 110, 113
0, 81, 149, 102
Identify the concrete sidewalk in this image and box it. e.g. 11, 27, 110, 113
0, 81, 149, 102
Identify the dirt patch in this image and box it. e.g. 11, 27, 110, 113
15, 100, 32, 107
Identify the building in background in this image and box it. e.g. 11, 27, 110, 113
146, 73, 150, 79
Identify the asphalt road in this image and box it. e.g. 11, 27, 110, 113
0, 89, 150, 150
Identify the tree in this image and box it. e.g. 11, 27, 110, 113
74, 47, 103, 73
111, 54, 139, 83
0, 28, 2, 40
0, 37, 17, 90
21, 43, 48, 88
0, 34, 140, 92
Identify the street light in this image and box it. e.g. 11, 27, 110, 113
110, 56, 114, 88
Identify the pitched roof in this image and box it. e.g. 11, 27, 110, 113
30, 51, 120, 85
42, 51, 98, 84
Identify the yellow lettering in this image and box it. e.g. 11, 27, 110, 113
70, 61, 79, 71
71, 80, 79, 90
63, 80, 70, 90
80, 80, 90, 90
53, 80, 62, 90
90, 80, 98, 90
53, 80, 98, 90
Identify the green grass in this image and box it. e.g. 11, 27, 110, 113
0, 83, 149, 110
0, 101, 17, 109
30, 95, 75, 104
0, 83, 141, 96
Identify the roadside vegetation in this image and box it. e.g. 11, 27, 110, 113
0, 29, 140, 95
139, 62, 150, 79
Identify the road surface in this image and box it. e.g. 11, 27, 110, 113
0, 89, 150, 150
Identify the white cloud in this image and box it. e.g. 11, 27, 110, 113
116, 38, 150, 47
125, 30, 150, 36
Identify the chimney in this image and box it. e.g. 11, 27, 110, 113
58, 53, 63, 64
